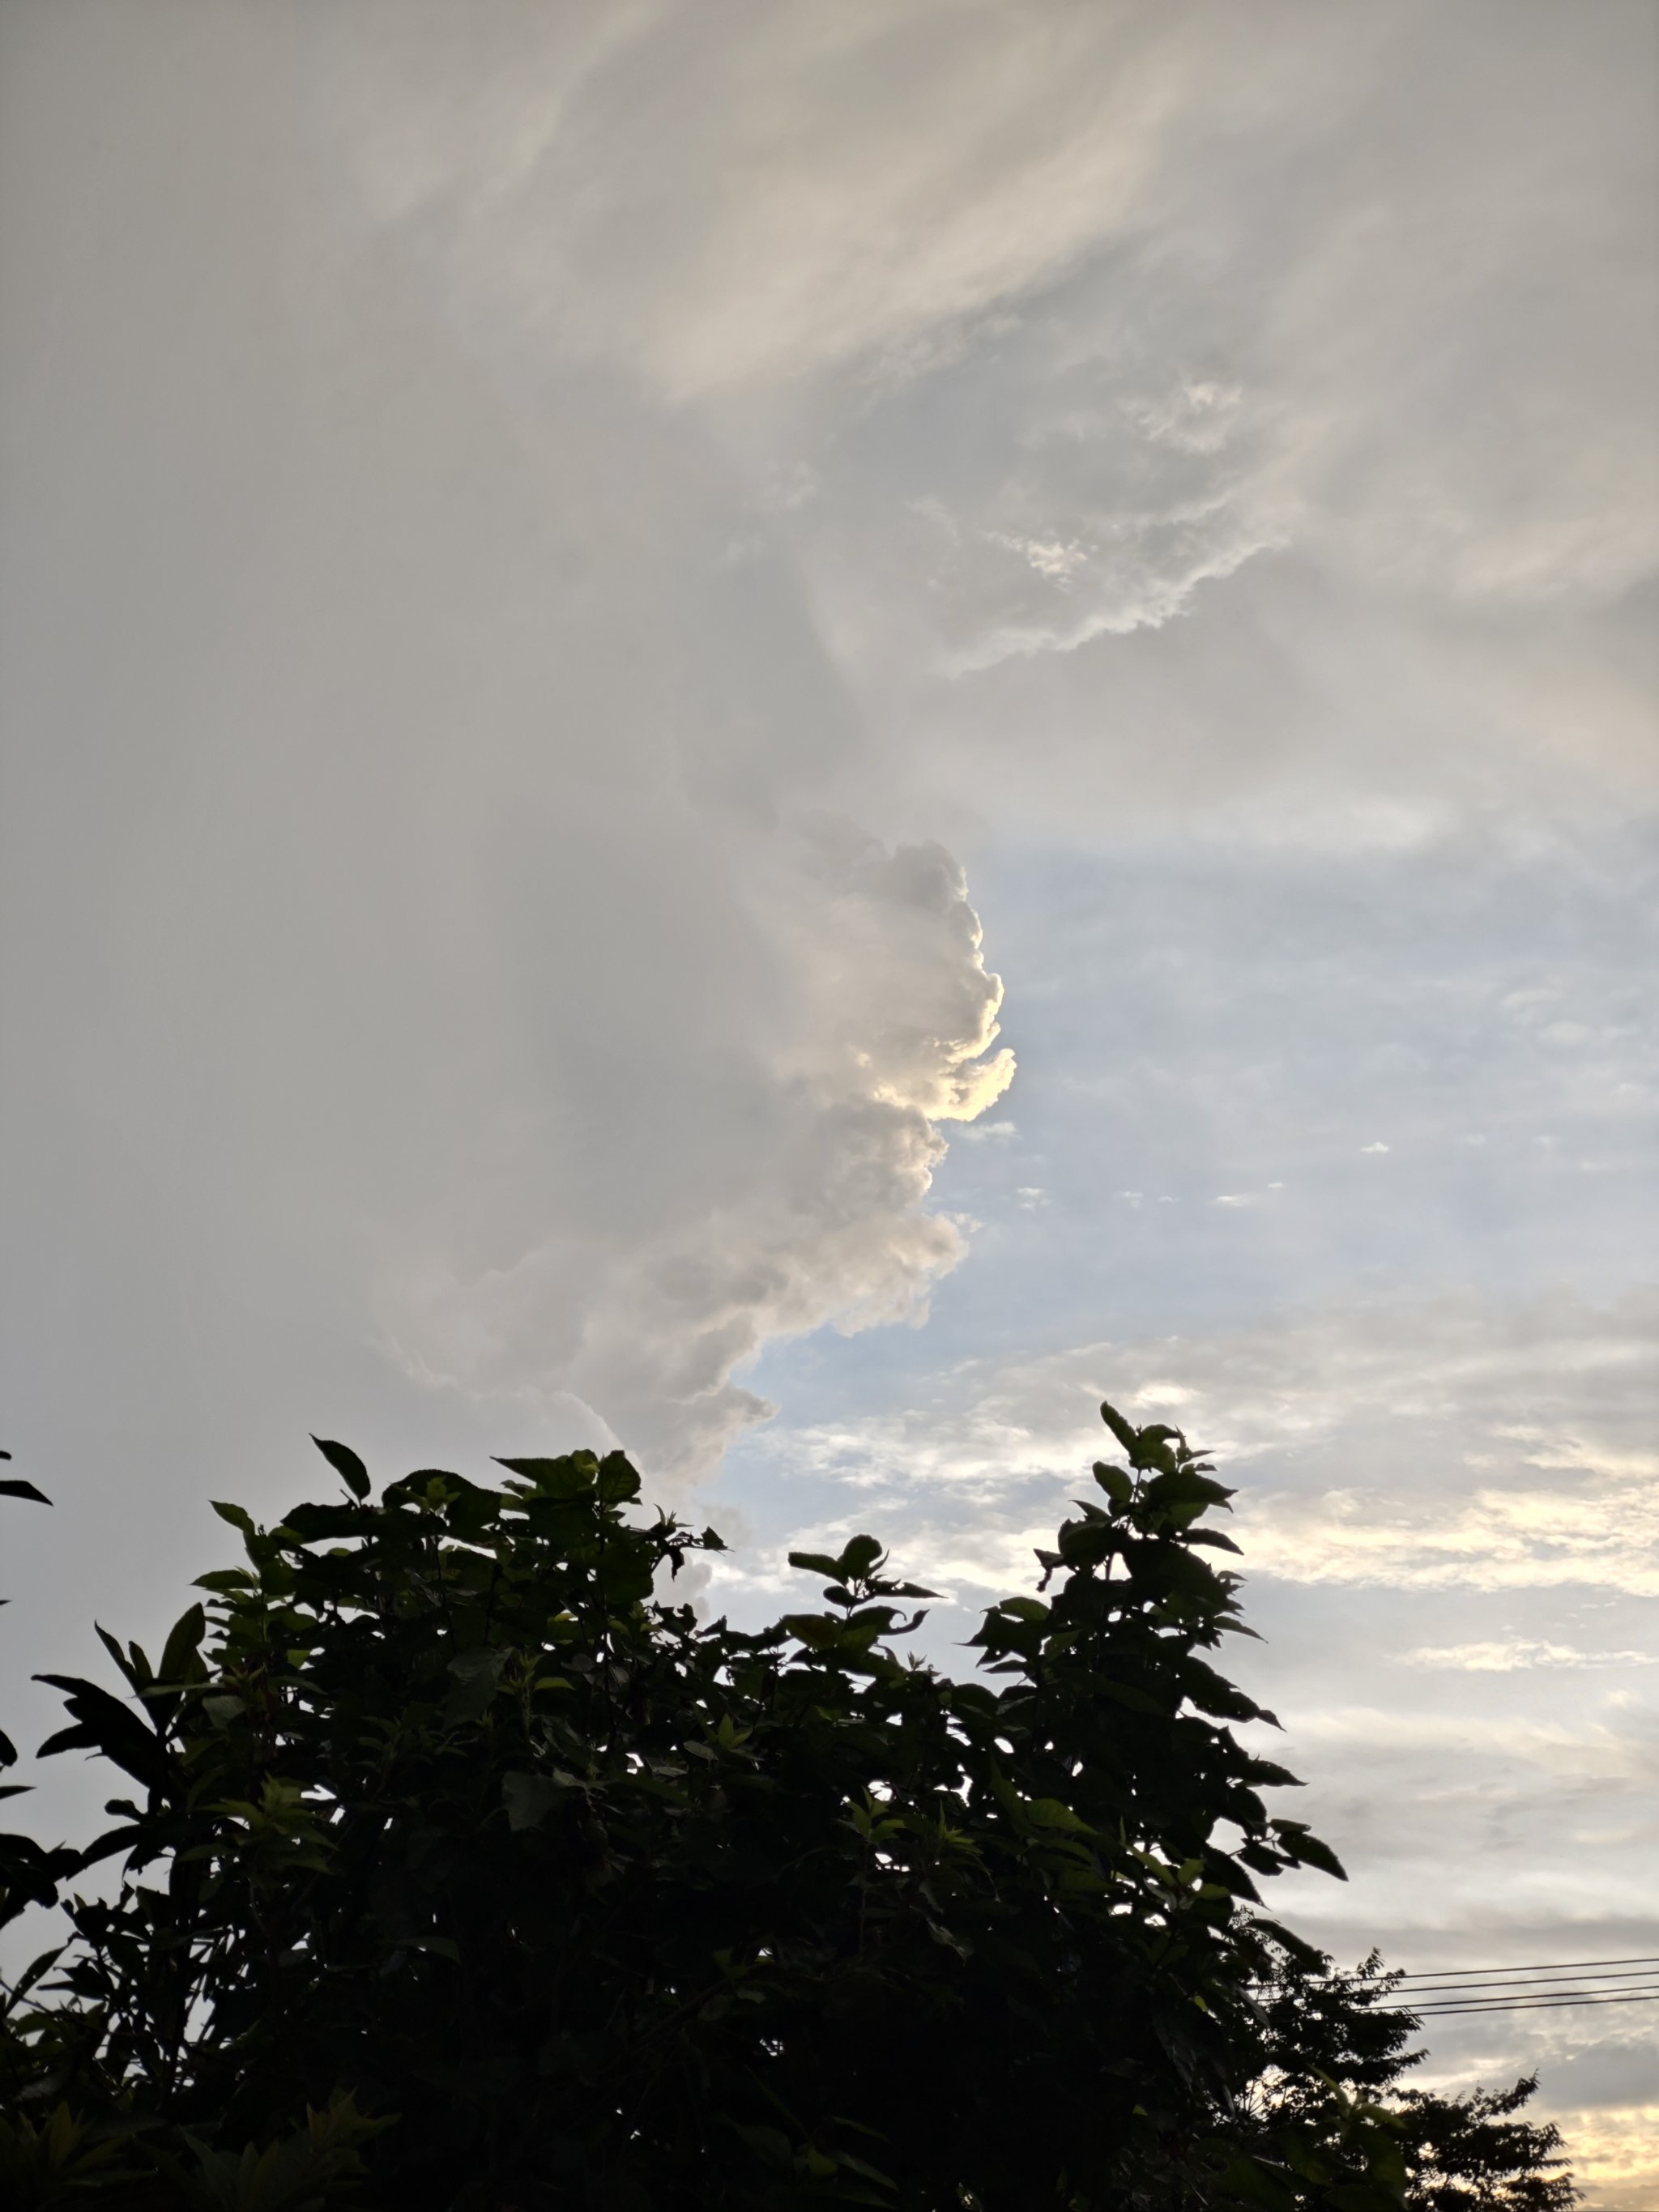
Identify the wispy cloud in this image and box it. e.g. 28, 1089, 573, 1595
1405, 1641, 1659, 1673
743, 1288, 1659, 1594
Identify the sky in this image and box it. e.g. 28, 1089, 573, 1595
1, 1, 1656, 2198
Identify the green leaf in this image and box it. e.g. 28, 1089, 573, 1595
281, 1500, 370, 1545
1272, 1818, 1348, 1880
495, 1454, 597, 1499
1100, 1400, 1138, 1453
311, 1435, 371, 1498
1094, 1461, 1134, 1508
386, 1460, 464, 1513
446, 1646, 510, 1720
502, 1772, 566, 1834
403, 1933, 461, 1962
1144, 1468, 1233, 1511
778, 1613, 846, 1650
211, 1499, 257, 1536
595, 1451, 642, 1502
441, 1475, 503, 1542
1026, 1797, 1096, 1835
839, 1534, 884, 1576
34, 1675, 173, 1795
1213, 2150, 1298, 2210
729, 2123, 794, 2171
788, 1551, 844, 1578
997, 1596, 1051, 1624
94, 1622, 143, 1691
156, 1604, 207, 1685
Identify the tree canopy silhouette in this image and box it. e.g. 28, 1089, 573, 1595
0, 1414, 1575, 2210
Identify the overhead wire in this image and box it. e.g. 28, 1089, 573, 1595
1386, 1954, 1659, 1980
1256, 1954, 1659, 2018
1402, 1990, 1659, 2017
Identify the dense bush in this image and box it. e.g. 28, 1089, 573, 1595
0, 1417, 1575, 2209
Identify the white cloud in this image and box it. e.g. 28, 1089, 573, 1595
1405, 1641, 1659, 1673
297, 0, 1657, 805
317, 0, 1326, 402
1554, 2109, 1659, 2212
377, 832, 1013, 1477
954, 1119, 1017, 1144
0, 2, 1028, 1518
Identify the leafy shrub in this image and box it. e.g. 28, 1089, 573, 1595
0, 1417, 1574, 2209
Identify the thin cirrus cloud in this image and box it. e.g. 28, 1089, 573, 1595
1405, 1643, 1659, 1672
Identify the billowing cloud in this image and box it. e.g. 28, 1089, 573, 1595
0, 2, 1025, 1537
378, 832, 1012, 1477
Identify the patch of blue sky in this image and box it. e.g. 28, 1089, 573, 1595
730, 810, 1657, 1451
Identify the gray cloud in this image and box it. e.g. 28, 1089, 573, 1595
305, 0, 1656, 825
0, 4, 1016, 1507
375, 829, 1013, 1477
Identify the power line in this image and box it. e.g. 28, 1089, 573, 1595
1402, 1980, 1659, 1997
1384, 1954, 1659, 1984
1256, 1954, 1659, 2018
1404, 1990, 1659, 2018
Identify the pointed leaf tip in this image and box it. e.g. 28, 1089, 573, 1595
311, 1436, 371, 1499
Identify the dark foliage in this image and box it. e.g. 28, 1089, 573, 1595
0, 1458, 82, 1941
1245, 1963, 1576, 2212
1392, 2079, 1576, 2211
0, 1413, 1576, 2210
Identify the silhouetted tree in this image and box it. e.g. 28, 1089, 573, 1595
0, 1412, 1576, 2209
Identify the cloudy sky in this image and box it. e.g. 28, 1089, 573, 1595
2, 2, 1656, 2198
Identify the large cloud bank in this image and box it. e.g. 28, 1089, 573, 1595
1, 0, 1652, 1520
311, 0, 1657, 801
